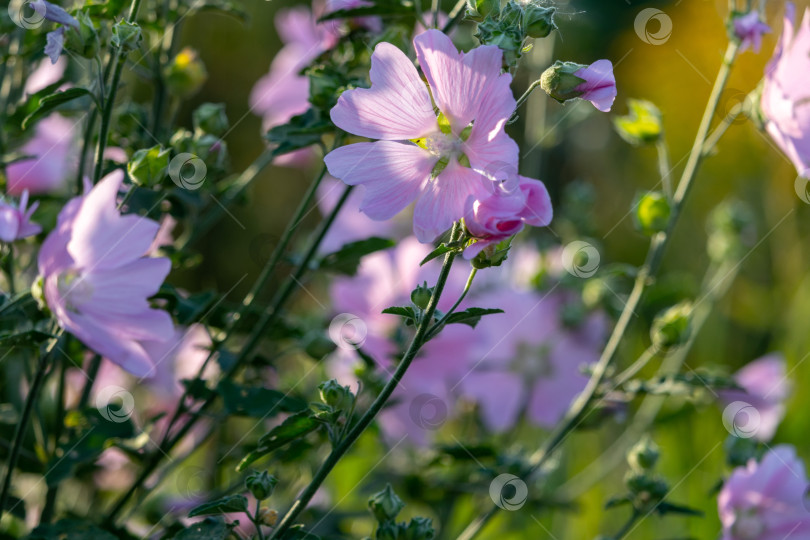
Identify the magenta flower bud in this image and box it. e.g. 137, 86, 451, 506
732, 11, 771, 53
540, 59, 617, 112
0, 191, 41, 242
761, 3, 810, 178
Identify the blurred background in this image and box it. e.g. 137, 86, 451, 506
141, 0, 810, 537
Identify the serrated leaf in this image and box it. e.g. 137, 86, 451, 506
265, 109, 333, 156
174, 517, 235, 540
217, 380, 307, 418
319, 237, 395, 275
443, 307, 503, 329
237, 411, 319, 471
381, 306, 417, 324
188, 495, 248, 517
22, 88, 96, 130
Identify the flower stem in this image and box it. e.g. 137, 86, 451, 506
455, 39, 739, 540
514, 79, 544, 111
442, 0, 468, 33
0, 333, 61, 522
270, 223, 464, 540
426, 266, 476, 339
656, 139, 672, 199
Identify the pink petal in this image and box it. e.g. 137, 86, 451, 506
518, 176, 553, 226
462, 73, 518, 171
330, 42, 437, 140
324, 141, 434, 220
413, 160, 491, 242
85, 257, 172, 315
575, 59, 617, 112
414, 30, 503, 132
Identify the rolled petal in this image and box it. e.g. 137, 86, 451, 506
518, 176, 553, 226
574, 59, 617, 112
330, 42, 437, 140
414, 29, 503, 132
413, 160, 491, 242
45, 28, 66, 65
324, 141, 434, 221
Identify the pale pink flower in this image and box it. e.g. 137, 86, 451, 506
24, 57, 67, 95
574, 59, 617, 112
718, 445, 810, 540
734, 11, 771, 53
326, 0, 382, 32
141, 324, 213, 401
6, 113, 78, 195
38, 171, 174, 376
719, 354, 790, 442
325, 29, 518, 242
0, 191, 41, 242
761, 3, 810, 177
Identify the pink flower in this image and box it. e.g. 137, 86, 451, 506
718, 445, 810, 540
762, 3, 810, 178
326, 0, 382, 32
719, 354, 791, 442
325, 29, 518, 242
141, 324, 213, 401
464, 175, 552, 258
0, 191, 41, 242
734, 11, 771, 53
6, 113, 78, 195
573, 60, 617, 112
38, 171, 174, 376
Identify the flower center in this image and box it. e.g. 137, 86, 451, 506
56, 269, 94, 313
731, 509, 765, 540
424, 131, 462, 159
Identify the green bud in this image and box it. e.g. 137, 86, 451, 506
499, 1, 523, 26
471, 237, 511, 269
613, 99, 663, 145
64, 11, 99, 59
318, 379, 354, 410
624, 470, 668, 505
111, 20, 142, 53
400, 517, 435, 540
627, 436, 660, 472
375, 522, 398, 540
369, 484, 405, 524
31, 275, 48, 313
540, 61, 587, 104
523, 5, 556, 38
410, 282, 433, 310
651, 302, 692, 350
303, 333, 336, 359
193, 103, 229, 137
633, 191, 671, 235
475, 15, 524, 68
245, 471, 278, 500
127, 145, 170, 187
164, 47, 208, 98
467, 0, 499, 19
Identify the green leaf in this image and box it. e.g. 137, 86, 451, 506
0, 330, 54, 347
154, 285, 218, 326
22, 88, 97, 130
381, 306, 417, 326
218, 380, 307, 418
188, 495, 249, 517
319, 237, 395, 276
420, 244, 454, 266
265, 109, 333, 157
655, 501, 704, 517
443, 307, 503, 329
174, 518, 236, 540
237, 411, 320, 471
24, 519, 117, 540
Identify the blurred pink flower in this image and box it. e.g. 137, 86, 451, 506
6, 113, 78, 195
718, 445, 810, 540
762, 3, 810, 177
574, 59, 617, 112
734, 11, 771, 53
142, 324, 213, 399
326, 0, 382, 32
24, 57, 67, 95
464, 175, 552, 258
719, 353, 791, 442
0, 190, 41, 242
38, 170, 174, 376
325, 29, 518, 242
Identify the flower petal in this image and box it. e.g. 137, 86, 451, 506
330, 42, 437, 140
324, 141, 434, 221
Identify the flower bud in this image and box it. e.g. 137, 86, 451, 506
258, 508, 278, 527
111, 20, 142, 53
401, 517, 435, 540
651, 302, 692, 350
127, 145, 170, 187
369, 484, 405, 524
164, 47, 208, 98
410, 282, 433, 310
523, 5, 556, 38
624, 470, 669, 510
540, 61, 587, 104
475, 15, 524, 68
466, 0, 499, 19
318, 379, 354, 410
613, 99, 663, 145
627, 436, 660, 472
64, 11, 98, 59
633, 191, 671, 235
245, 471, 278, 500
376, 522, 398, 540
193, 103, 229, 137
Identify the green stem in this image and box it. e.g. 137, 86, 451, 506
0, 333, 61, 521
611, 347, 657, 389
612, 510, 640, 540
455, 39, 739, 540
3, 246, 16, 295
655, 139, 672, 199
270, 223, 464, 540
514, 79, 543, 111
426, 267, 477, 339
78, 355, 102, 410
253, 500, 267, 540
441, 0, 467, 34
701, 102, 742, 157
40, 355, 67, 524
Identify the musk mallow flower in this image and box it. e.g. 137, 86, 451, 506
324, 29, 519, 242
6, 113, 78, 195
540, 59, 617, 112
38, 170, 174, 376
464, 174, 553, 258
761, 3, 810, 178
30, 0, 79, 64
718, 445, 810, 540
0, 191, 41, 242
733, 11, 771, 53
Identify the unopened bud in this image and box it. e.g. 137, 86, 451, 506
127, 145, 170, 187
245, 471, 278, 500
627, 436, 660, 471
111, 20, 142, 53
369, 484, 405, 524
410, 282, 433, 310
193, 103, 229, 137
613, 99, 663, 145
523, 5, 556, 38
651, 302, 692, 350
634, 191, 671, 235
318, 379, 353, 410
540, 61, 587, 104
164, 47, 207, 98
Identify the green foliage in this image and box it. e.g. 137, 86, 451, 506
319, 237, 396, 275
237, 411, 321, 471
22, 89, 97, 130
217, 380, 307, 418
188, 495, 248, 517
24, 519, 117, 540
173, 518, 236, 540
264, 109, 334, 157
